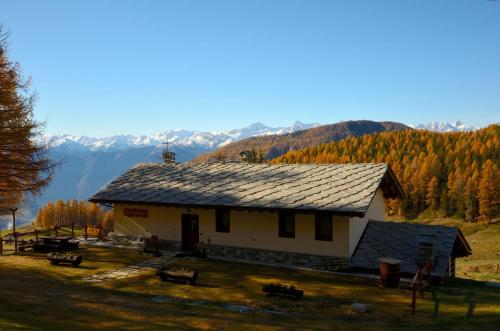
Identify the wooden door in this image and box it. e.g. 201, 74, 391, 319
181, 214, 199, 251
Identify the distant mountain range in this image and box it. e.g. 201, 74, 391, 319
412, 120, 476, 132
195, 120, 411, 161
39, 121, 320, 153
0, 119, 476, 229
39, 120, 476, 154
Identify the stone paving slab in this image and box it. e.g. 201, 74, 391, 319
82, 251, 178, 283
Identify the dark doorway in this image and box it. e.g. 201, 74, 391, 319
181, 214, 199, 251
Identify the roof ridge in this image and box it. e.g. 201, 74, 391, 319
135, 161, 390, 168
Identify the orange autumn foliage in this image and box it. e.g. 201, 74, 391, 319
273, 125, 499, 220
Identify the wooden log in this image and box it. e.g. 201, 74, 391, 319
47, 252, 82, 267
157, 268, 198, 285
262, 283, 304, 300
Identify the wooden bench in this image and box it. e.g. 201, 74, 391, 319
18, 239, 38, 252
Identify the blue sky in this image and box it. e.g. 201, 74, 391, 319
2, 0, 499, 136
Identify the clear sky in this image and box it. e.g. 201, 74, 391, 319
2, 0, 499, 136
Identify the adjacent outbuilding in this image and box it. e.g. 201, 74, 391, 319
350, 220, 471, 279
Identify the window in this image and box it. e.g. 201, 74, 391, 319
279, 212, 295, 238
216, 209, 230, 233
315, 214, 332, 241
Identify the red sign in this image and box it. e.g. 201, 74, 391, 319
123, 208, 149, 218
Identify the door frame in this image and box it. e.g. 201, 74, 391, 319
181, 214, 199, 252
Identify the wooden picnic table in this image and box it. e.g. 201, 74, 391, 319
33, 236, 79, 252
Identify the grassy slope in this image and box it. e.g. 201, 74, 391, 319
0, 247, 499, 330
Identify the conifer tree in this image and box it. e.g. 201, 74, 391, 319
478, 160, 499, 221
273, 125, 499, 220
0, 26, 56, 214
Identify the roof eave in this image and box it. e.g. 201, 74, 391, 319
88, 198, 366, 217
381, 166, 405, 199
455, 228, 473, 257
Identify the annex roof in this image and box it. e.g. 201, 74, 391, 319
351, 221, 472, 278
90, 162, 403, 217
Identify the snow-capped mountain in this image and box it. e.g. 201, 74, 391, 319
413, 121, 476, 132
39, 121, 319, 152
0, 120, 320, 228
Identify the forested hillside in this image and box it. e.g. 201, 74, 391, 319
273, 125, 499, 220
35, 199, 113, 230
196, 120, 410, 162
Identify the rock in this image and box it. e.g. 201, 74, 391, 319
351, 303, 368, 313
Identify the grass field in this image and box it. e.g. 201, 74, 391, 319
0, 246, 499, 330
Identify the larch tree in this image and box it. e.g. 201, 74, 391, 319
273, 125, 499, 220
0, 26, 56, 214
425, 176, 439, 211
478, 160, 499, 221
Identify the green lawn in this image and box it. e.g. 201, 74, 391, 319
0, 247, 499, 330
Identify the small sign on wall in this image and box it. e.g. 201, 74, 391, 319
124, 208, 149, 218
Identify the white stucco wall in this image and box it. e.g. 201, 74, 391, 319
113, 205, 351, 257
112, 187, 386, 258
348, 188, 385, 255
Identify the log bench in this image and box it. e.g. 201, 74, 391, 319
157, 268, 198, 285
262, 283, 304, 300
47, 252, 83, 267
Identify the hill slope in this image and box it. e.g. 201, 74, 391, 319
195, 120, 411, 161
273, 125, 499, 220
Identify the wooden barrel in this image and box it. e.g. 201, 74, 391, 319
379, 257, 401, 288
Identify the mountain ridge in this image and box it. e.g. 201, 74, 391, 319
194, 120, 412, 162
39, 120, 477, 153
39, 121, 321, 152
412, 120, 476, 132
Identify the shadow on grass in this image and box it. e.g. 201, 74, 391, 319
1, 254, 500, 331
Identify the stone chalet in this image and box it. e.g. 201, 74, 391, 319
90, 162, 471, 278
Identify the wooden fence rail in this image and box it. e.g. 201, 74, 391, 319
0, 223, 111, 255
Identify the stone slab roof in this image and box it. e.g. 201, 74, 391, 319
351, 221, 472, 278
90, 162, 403, 216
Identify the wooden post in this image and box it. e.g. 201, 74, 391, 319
54, 225, 58, 237
71, 223, 74, 237
427, 263, 432, 287
411, 286, 416, 316
99, 225, 102, 240
0, 236, 3, 255
35, 229, 39, 241
11, 208, 17, 254
84, 225, 88, 240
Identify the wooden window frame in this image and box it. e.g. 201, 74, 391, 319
315, 214, 332, 241
215, 208, 230, 233
278, 212, 295, 238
